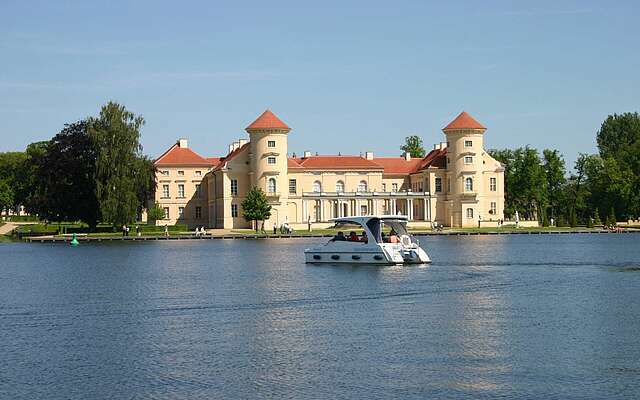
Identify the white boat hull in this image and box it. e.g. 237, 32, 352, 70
304, 243, 431, 265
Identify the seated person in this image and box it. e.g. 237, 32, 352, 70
331, 231, 347, 241
348, 231, 359, 241
381, 232, 388, 243
389, 230, 399, 243
360, 232, 368, 243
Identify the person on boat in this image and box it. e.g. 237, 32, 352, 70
331, 231, 346, 241
348, 231, 358, 241
381, 232, 388, 243
389, 230, 399, 243
360, 232, 368, 243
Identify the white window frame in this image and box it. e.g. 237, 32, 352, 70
464, 140, 473, 147
313, 181, 322, 193
231, 204, 238, 218
336, 180, 345, 193
267, 140, 276, 148
178, 184, 185, 198
465, 177, 473, 192
267, 156, 276, 165
382, 183, 386, 192
178, 206, 185, 218
268, 178, 276, 194
162, 184, 170, 198
163, 207, 169, 219
357, 180, 367, 192
177, 170, 185, 176
490, 177, 497, 192
195, 170, 202, 176
160, 170, 169, 176
392, 183, 398, 192
289, 179, 297, 194
490, 202, 497, 215
466, 208, 474, 219
464, 156, 473, 164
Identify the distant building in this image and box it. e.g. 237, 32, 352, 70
154, 110, 504, 228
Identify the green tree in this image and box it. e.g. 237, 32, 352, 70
607, 207, 617, 227
15, 141, 48, 214
593, 209, 602, 225
0, 151, 27, 212
146, 203, 166, 223
542, 149, 566, 221
241, 187, 272, 232
400, 135, 426, 158
89, 101, 146, 227
30, 121, 100, 227
133, 156, 157, 218
0, 179, 14, 217
488, 149, 516, 216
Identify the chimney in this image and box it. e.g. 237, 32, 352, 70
365, 151, 374, 160
434, 143, 441, 150
440, 141, 448, 149
238, 139, 248, 147
232, 141, 240, 151
228, 143, 234, 154
303, 150, 312, 158
403, 152, 411, 161
178, 138, 188, 148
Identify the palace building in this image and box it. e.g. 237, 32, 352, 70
153, 110, 505, 229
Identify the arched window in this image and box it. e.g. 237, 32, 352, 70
466, 208, 474, 219
336, 180, 344, 193
465, 177, 473, 192
268, 178, 276, 194
313, 181, 322, 193
358, 180, 367, 192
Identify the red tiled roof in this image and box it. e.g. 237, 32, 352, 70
207, 157, 223, 167
288, 157, 303, 168
443, 111, 486, 131
155, 144, 214, 166
374, 157, 424, 174
292, 156, 383, 170
246, 109, 290, 130
212, 143, 250, 171
417, 148, 447, 170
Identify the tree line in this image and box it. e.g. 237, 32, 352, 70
0, 101, 156, 228
488, 112, 640, 226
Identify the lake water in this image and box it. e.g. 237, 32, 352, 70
1, 234, 640, 399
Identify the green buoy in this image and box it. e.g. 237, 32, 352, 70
70, 233, 79, 246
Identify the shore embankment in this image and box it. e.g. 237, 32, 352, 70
21, 227, 639, 243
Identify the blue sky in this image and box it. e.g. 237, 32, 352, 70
1, 0, 639, 168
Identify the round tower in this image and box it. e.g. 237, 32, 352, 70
245, 109, 291, 224
442, 111, 487, 227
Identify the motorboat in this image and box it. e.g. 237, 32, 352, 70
304, 215, 431, 264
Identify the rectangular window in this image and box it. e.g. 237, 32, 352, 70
195, 170, 202, 176
382, 183, 386, 192
267, 157, 276, 165
178, 184, 185, 198
195, 184, 201, 198
230, 179, 238, 196
231, 204, 238, 218
163, 207, 169, 219
464, 156, 473, 164
160, 170, 169, 176
162, 184, 169, 198
465, 140, 473, 147
195, 206, 202, 219
178, 206, 184, 218
392, 183, 398, 192
490, 202, 497, 215
490, 177, 497, 191
466, 208, 474, 219
289, 179, 297, 194
435, 177, 442, 193
268, 140, 276, 148
177, 170, 185, 176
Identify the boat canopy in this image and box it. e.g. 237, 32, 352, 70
329, 215, 409, 243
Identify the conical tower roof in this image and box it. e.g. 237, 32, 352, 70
443, 111, 486, 131
246, 109, 290, 131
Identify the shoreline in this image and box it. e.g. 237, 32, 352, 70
20, 228, 639, 243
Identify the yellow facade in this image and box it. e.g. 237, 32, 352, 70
154, 110, 505, 229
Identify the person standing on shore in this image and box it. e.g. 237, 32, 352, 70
164, 224, 169, 237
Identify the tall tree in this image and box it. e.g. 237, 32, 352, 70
241, 187, 272, 232
0, 180, 14, 217
542, 149, 566, 221
31, 121, 100, 226
400, 135, 426, 158
89, 101, 145, 227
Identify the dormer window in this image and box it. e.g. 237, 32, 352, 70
268, 140, 276, 148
